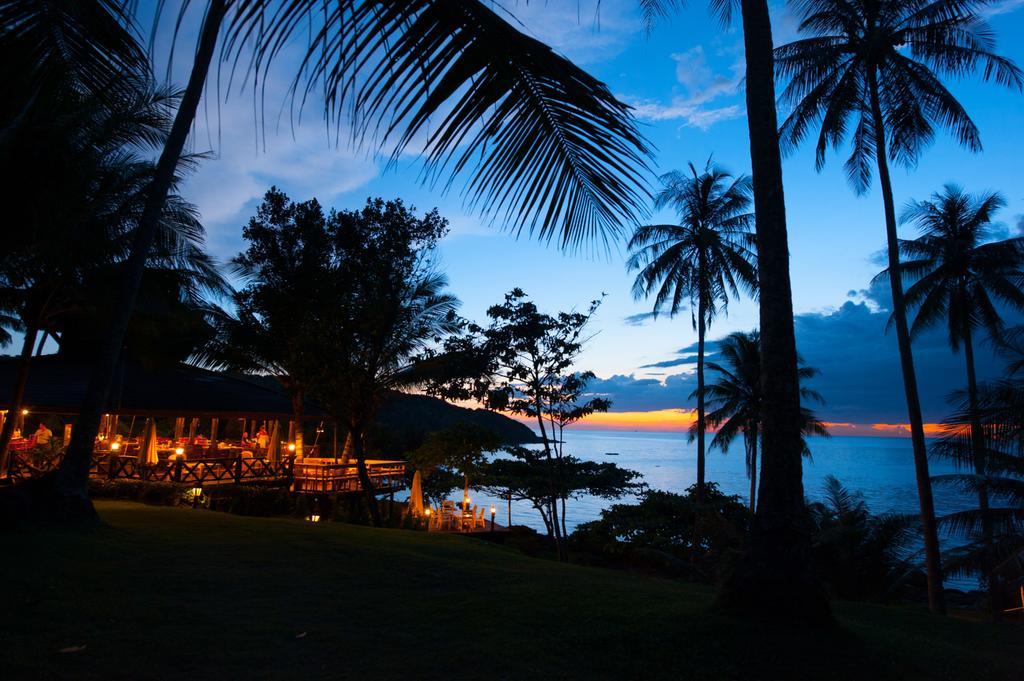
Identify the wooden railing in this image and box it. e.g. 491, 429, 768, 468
89, 453, 293, 485
291, 458, 406, 494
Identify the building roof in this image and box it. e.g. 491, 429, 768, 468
0, 356, 322, 420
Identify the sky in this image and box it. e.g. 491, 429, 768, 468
147, 0, 1024, 434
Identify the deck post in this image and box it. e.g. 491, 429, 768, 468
233, 453, 242, 484
172, 458, 183, 483
208, 417, 219, 457
107, 452, 118, 480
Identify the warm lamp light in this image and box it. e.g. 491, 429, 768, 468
425, 508, 432, 516
490, 506, 496, 515
307, 514, 321, 523
110, 441, 121, 451
288, 443, 297, 453
20, 408, 28, 415
174, 447, 185, 456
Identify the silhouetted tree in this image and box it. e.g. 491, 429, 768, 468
642, 0, 828, 618
701, 330, 829, 512
428, 290, 608, 560
776, 0, 1023, 614
892, 185, 1024, 617
627, 161, 757, 503
194, 188, 336, 445
308, 198, 459, 526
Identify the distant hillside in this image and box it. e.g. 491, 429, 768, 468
225, 372, 539, 454
372, 392, 541, 453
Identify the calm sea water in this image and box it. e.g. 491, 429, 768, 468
460, 430, 979, 589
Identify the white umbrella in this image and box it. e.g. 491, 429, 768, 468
139, 420, 159, 466
409, 470, 425, 516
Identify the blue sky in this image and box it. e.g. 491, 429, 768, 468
153, 0, 1024, 426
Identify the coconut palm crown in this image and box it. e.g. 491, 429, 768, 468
775, 0, 1022, 191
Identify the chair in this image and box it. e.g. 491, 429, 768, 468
440, 501, 456, 531
476, 507, 487, 529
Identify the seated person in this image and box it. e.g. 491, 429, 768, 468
33, 422, 53, 446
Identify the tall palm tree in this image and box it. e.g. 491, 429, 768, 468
626, 161, 757, 503
2, 0, 654, 510
701, 330, 830, 512
774, 0, 1022, 615
889, 185, 1024, 615
641, 0, 823, 618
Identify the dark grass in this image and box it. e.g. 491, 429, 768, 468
2, 502, 1019, 680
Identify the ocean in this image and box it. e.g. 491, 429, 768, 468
461, 430, 979, 589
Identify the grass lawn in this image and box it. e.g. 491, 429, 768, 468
2, 501, 1020, 680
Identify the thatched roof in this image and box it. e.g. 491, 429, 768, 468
0, 356, 321, 419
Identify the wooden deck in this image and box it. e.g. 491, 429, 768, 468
8, 451, 407, 495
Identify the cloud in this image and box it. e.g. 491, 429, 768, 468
623, 312, 656, 327
621, 45, 745, 130
591, 293, 1018, 423
980, 0, 1024, 17
507, 0, 640, 65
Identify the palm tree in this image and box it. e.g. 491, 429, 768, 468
931, 377, 1024, 619
2, 0, 653, 509
890, 185, 1024, 616
0, 65, 227, 476
701, 330, 830, 512
774, 0, 1022, 615
627, 162, 757, 503
641, 0, 825, 618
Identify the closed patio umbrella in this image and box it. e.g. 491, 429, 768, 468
409, 470, 425, 516
266, 421, 281, 462
139, 420, 159, 466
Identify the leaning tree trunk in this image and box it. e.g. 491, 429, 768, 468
695, 290, 707, 504
534, 405, 565, 561
0, 324, 39, 476
867, 70, 946, 615
717, 0, 829, 621
351, 425, 382, 526
53, 0, 228, 515
962, 322, 998, 620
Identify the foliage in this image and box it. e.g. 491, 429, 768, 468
427, 290, 610, 557
572, 484, 750, 581
890, 185, 1024, 346
626, 161, 757, 323
194, 187, 337, 424
478, 446, 642, 537
776, 0, 1022, 192
700, 329, 830, 508
807, 476, 918, 601
931, 379, 1024, 588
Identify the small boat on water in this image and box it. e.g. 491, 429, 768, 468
604, 452, 619, 456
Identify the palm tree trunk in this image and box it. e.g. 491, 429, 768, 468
717, 0, 828, 622
748, 426, 759, 513
695, 292, 707, 504
962, 322, 998, 619
53, 0, 228, 514
867, 69, 946, 615
351, 425, 382, 526
0, 325, 39, 476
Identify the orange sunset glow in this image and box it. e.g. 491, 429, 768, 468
506, 411, 946, 436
